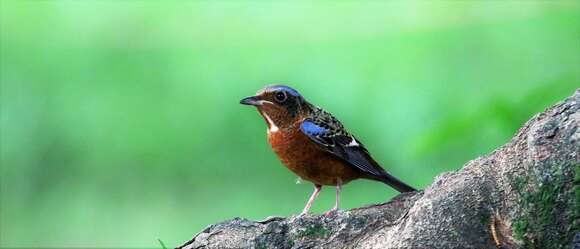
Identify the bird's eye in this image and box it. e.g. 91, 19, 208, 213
274, 91, 287, 103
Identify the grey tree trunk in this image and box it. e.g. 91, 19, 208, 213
178, 90, 579, 249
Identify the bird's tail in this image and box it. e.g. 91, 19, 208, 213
376, 173, 416, 193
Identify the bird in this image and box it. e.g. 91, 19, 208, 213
240, 85, 416, 216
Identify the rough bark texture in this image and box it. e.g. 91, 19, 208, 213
179, 90, 580, 249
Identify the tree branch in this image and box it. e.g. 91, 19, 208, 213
178, 90, 579, 249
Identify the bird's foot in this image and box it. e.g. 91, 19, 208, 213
324, 208, 339, 216
290, 212, 307, 222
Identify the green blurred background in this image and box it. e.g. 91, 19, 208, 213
1, 1, 578, 248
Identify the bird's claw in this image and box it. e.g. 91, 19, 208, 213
290, 212, 307, 222
324, 208, 338, 216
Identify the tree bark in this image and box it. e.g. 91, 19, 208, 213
178, 90, 580, 249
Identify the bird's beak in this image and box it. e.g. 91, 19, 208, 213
240, 96, 262, 106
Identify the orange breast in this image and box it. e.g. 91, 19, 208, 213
267, 122, 362, 186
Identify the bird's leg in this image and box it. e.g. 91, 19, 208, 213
300, 184, 322, 216
325, 179, 342, 216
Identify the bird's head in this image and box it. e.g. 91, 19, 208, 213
240, 85, 310, 131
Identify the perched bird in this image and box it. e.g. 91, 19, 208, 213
240, 85, 416, 215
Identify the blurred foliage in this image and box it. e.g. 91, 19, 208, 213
0, 1, 578, 248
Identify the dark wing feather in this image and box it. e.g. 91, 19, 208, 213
300, 119, 385, 177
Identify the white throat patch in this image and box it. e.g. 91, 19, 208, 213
262, 112, 279, 133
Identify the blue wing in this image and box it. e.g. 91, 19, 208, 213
300, 119, 385, 177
